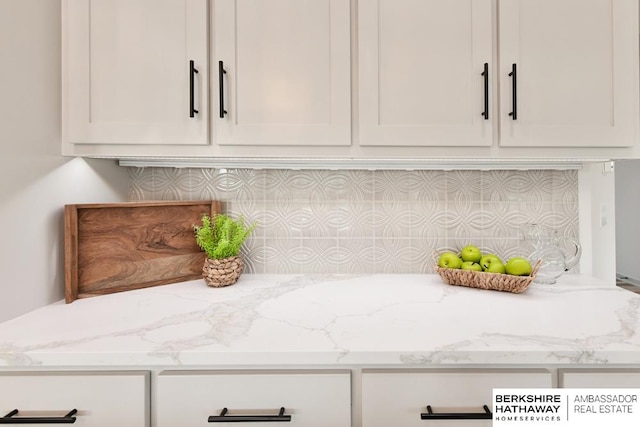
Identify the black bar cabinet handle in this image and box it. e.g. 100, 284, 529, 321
218, 60, 228, 119
508, 63, 517, 120
420, 405, 492, 420
189, 60, 199, 118
481, 62, 489, 120
0, 408, 77, 424
208, 407, 291, 423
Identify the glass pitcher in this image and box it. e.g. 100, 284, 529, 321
519, 223, 582, 284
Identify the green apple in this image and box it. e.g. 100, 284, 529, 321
485, 262, 506, 274
438, 252, 463, 269
461, 261, 483, 271
460, 245, 482, 263
505, 257, 532, 276
480, 253, 503, 271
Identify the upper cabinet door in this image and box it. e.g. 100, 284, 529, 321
358, 0, 493, 147
64, 0, 208, 145
499, 0, 639, 147
213, 0, 351, 146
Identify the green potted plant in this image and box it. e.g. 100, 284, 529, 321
193, 213, 256, 287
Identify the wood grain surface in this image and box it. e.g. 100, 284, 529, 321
65, 200, 221, 303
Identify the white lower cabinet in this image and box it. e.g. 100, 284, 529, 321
156, 369, 351, 426
6, 367, 639, 426
0, 371, 149, 426
560, 369, 640, 388
361, 369, 552, 427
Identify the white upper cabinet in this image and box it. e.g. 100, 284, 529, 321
213, 0, 352, 146
61, 0, 640, 160
358, 0, 494, 147
63, 0, 208, 146
499, 0, 639, 147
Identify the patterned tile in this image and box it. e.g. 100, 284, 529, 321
127, 167, 152, 200
151, 168, 191, 200
373, 170, 422, 200
335, 238, 377, 274
334, 201, 376, 239
190, 168, 227, 200
128, 168, 580, 274
414, 170, 449, 201
447, 170, 482, 202
223, 169, 266, 201
335, 170, 376, 201
372, 200, 415, 239
298, 238, 340, 274
238, 237, 265, 274
411, 201, 446, 240
374, 238, 416, 273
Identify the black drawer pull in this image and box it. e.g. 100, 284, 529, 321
209, 407, 291, 423
218, 60, 228, 118
0, 408, 77, 424
420, 405, 492, 420
189, 60, 199, 118
508, 63, 517, 120
481, 62, 489, 120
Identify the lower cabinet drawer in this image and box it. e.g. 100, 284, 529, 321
0, 371, 150, 426
560, 369, 640, 388
361, 369, 552, 427
156, 369, 351, 427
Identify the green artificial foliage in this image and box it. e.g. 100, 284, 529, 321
193, 213, 256, 260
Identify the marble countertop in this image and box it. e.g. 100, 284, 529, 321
0, 274, 639, 368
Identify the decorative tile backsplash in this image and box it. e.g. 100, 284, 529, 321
128, 168, 579, 274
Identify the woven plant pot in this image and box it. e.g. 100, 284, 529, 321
202, 256, 244, 287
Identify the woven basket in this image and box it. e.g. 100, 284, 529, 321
202, 256, 244, 287
432, 252, 541, 294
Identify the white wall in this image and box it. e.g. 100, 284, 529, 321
615, 159, 640, 282
578, 162, 617, 284
0, 0, 129, 322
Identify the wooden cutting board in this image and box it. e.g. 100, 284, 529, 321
64, 200, 221, 303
